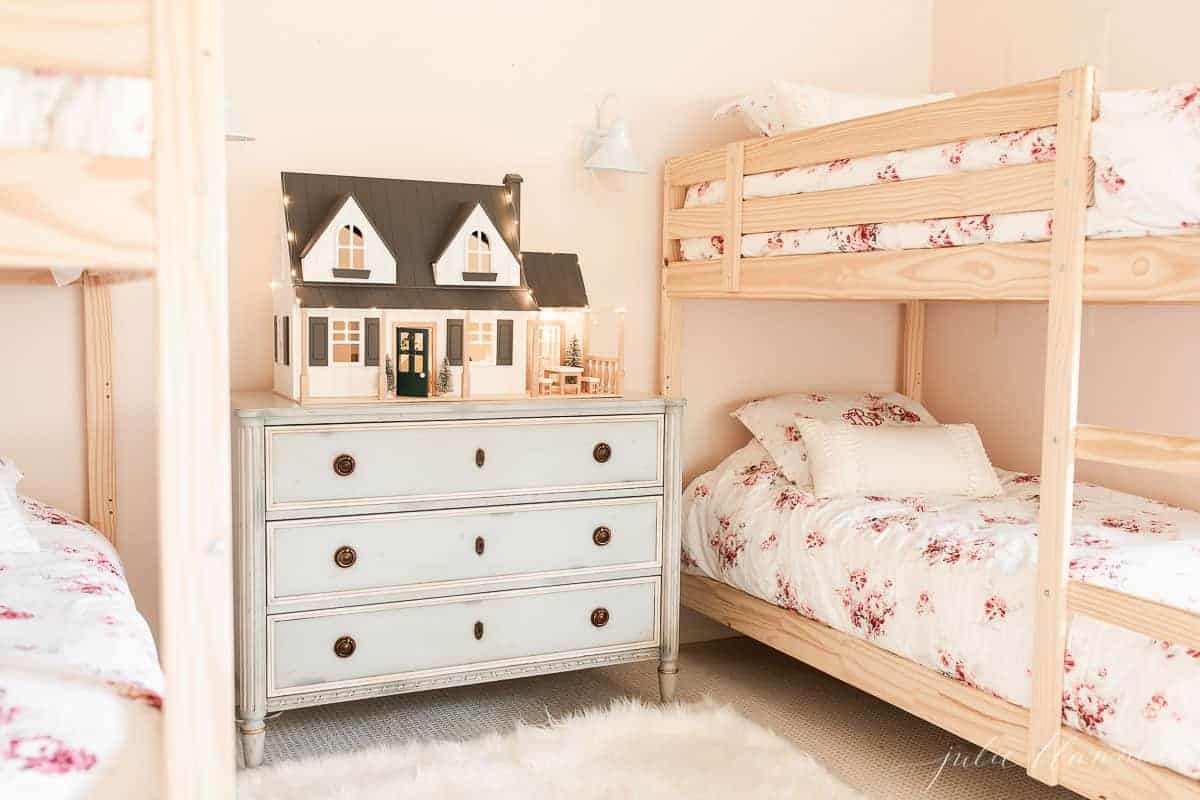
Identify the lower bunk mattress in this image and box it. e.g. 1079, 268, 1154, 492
0, 499, 162, 798
680, 84, 1200, 260
682, 440, 1200, 779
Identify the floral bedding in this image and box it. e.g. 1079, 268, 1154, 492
0, 499, 162, 798
683, 440, 1200, 778
680, 84, 1200, 260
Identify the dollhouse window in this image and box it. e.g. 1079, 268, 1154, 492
337, 225, 365, 269
331, 319, 362, 364
466, 320, 496, 365
465, 231, 491, 273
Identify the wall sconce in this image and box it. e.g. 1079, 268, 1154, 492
584, 94, 645, 173
225, 94, 255, 142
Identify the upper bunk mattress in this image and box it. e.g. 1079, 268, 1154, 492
680, 84, 1200, 260
0, 499, 162, 798
683, 440, 1200, 780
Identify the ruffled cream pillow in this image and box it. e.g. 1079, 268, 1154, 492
715, 80, 953, 137
796, 418, 1003, 499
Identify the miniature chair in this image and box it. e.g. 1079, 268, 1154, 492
580, 376, 601, 394
537, 376, 555, 396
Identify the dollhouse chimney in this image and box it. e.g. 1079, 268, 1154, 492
503, 172, 523, 251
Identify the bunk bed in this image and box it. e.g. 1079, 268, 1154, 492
661, 66, 1200, 799
1, 2, 234, 798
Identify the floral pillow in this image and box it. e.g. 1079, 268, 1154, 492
731, 391, 937, 488
715, 80, 953, 137
0, 456, 38, 553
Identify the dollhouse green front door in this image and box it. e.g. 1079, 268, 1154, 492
395, 328, 429, 397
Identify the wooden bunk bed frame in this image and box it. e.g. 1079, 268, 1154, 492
1, 2, 234, 798
661, 66, 1200, 799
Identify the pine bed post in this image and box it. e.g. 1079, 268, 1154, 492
82, 272, 118, 543
901, 300, 925, 402
660, 168, 686, 398
1026, 65, 1096, 785
152, 0, 236, 794
724, 142, 744, 292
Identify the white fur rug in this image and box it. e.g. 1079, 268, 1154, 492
238, 699, 863, 799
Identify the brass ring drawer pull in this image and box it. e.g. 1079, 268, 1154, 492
333, 546, 357, 568
475, 448, 486, 468
590, 607, 610, 628
474, 621, 484, 640
333, 635, 356, 658
332, 453, 356, 477
592, 526, 612, 546
593, 442, 612, 463
475, 536, 485, 556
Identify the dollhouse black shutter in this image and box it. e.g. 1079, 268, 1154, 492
308, 316, 328, 366
447, 318, 464, 366
364, 318, 380, 366
273, 316, 278, 363
282, 317, 290, 365
496, 319, 514, 366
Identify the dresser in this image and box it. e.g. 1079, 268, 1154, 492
231, 392, 684, 767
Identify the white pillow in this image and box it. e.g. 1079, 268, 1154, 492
796, 418, 1003, 499
715, 80, 954, 137
731, 391, 936, 488
0, 456, 38, 553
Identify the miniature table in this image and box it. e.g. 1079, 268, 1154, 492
544, 365, 584, 395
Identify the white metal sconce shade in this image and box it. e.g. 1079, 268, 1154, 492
225, 94, 255, 142
585, 117, 645, 173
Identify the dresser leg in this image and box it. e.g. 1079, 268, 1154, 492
239, 717, 266, 768
658, 660, 678, 702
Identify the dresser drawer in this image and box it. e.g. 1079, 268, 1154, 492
268, 497, 661, 607
266, 415, 663, 511
268, 578, 659, 694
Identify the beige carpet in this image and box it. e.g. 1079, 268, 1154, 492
259, 637, 1080, 799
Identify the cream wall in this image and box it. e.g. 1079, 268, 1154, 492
926, 0, 1200, 508
225, 0, 935, 483
0, 0, 934, 641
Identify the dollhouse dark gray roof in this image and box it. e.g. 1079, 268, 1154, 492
522, 252, 588, 308
282, 171, 536, 311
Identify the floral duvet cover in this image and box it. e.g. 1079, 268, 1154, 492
0, 499, 162, 798
680, 84, 1200, 260
683, 441, 1200, 778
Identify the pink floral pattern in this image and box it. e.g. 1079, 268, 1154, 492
683, 440, 1200, 779
680, 84, 1200, 263
733, 390, 935, 488
1, 498, 163, 793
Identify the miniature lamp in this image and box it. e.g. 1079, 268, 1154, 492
584, 96, 645, 173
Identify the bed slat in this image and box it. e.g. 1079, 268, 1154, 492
0, 0, 151, 77
661, 235, 1200, 302
665, 147, 726, 187
1075, 424, 1200, 477
665, 203, 725, 239
741, 161, 1073, 234
1068, 581, 1200, 653
742, 77, 1061, 176
0, 150, 155, 271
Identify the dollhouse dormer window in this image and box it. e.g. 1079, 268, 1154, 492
465, 231, 491, 274
337, 225, 365, 270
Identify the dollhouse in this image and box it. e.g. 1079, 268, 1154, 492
271, 171, 623, 403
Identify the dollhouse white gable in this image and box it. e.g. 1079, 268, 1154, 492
299, 194, 397, 285
432, 203, 521, 288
